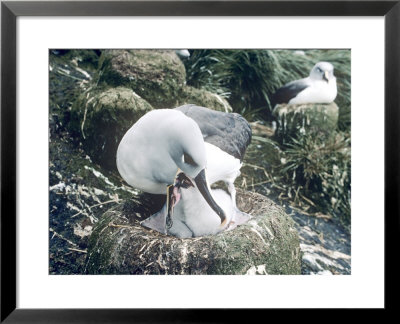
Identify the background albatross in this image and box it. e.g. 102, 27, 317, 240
271, 61, 337, 107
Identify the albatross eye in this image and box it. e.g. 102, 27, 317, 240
183, 152, 197, 166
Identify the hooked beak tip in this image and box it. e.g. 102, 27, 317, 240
220, 218, 228, 228
194, 169, 227, 224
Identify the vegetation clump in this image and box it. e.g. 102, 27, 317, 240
279, 132, 351, 224
86, 189, 301, 275
69, 86, 153, 170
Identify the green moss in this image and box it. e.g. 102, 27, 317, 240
178, 86, 233, 112
89, 49, 234, 117
69, 86, 153, 170
98, 50, 186, 109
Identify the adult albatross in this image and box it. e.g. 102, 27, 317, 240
117, 108, 230, 235
271, 61, 337, 107
116, 106, 251, 235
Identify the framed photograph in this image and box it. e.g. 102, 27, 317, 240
1, 0, 397, 321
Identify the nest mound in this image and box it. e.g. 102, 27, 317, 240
85, 189, 301, 275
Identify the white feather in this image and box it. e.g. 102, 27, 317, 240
289, 78, 337, 104
169, 189, 234, 238
205, 142, 242, 185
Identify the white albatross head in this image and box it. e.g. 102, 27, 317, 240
309, 61, 335, 82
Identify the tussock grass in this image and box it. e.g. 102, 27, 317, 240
186, 49, 351, 226
281, 132, 351, 225
185, 49, 351, 129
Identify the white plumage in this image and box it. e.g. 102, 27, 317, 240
169, 188, 235, 238
116, 106, 251, 237
271, 61, 337, 107
175, 49, 190, 58
117, 109, 205, 194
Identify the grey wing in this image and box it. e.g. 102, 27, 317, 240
175, 105, 252, 161
271, 79, 310, 107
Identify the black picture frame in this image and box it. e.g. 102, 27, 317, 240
1, 0, 398, 322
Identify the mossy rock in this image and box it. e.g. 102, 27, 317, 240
178, 86, 233, 112
273, 103, 339, 144
96, 49, 233, 113
98, 49, 186, 108
85, 189, 301, 275
69, 86, 153, 170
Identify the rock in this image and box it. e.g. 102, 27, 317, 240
273, 102, 339, 144
178, 86, 232, 112
98, 49, 187, 108
301, 243, 351, 274
69, 86, 153, 170
85, 190, 301, 275
66, 50, 234, 169
97, 49, 233, 112
290, 210, 351, 275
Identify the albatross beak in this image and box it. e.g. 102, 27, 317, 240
323, 71, 329, 82
194, 169, 227, 226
